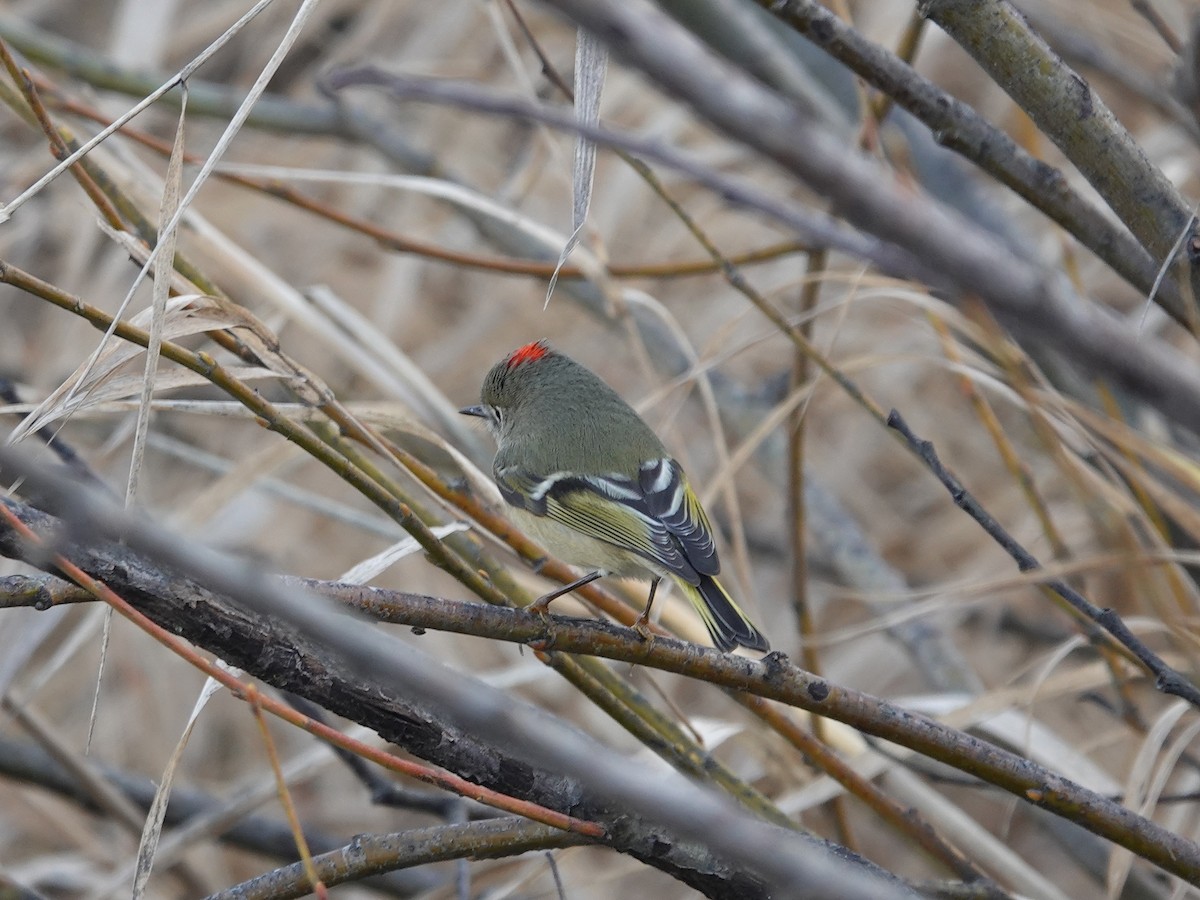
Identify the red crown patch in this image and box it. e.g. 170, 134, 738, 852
506, 340, 551, 368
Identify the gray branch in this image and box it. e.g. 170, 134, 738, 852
529, 0, 1200, 434
921, 0, 1200, 302
0, 451, 914, 900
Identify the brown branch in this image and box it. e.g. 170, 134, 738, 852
0, 486, 904, 899
205, 818, 586, 900
0, 492, 1196, 886
23, 69, 808, 283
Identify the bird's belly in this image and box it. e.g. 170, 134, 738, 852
508, 506, 656, 578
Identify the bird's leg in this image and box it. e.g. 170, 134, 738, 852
529, 571, 603, 615
632, 577, 661, 641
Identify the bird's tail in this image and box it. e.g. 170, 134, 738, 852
677, 575, 769, 652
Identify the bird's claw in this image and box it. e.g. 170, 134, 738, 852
632, 614, 655, 644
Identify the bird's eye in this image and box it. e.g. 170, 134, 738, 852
491, 406, 503, 424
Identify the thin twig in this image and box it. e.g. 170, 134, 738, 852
205, 818, 586, 900
885, 409, 1200, 710
1130, 0, 1183, 53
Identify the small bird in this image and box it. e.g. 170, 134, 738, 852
461, 340, 769, 652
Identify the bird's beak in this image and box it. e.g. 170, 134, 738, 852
459, 405, 487, 418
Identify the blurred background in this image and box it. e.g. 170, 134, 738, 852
1, 0, 1199, 897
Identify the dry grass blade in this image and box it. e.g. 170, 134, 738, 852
8, 296, 270, 442
338, 523, 470, 585
544, 29, 607, 306
1107, 700, 1192, 896
126, 83, 187, 508
131, 673, 226, 900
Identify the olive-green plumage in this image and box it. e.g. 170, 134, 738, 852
462, 340, 769, 653
483, 347, 663, 476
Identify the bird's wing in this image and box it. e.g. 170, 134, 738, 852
635, 458, 718, 576
494, 458, 717, 584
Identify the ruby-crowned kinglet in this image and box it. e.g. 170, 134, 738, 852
461, 340, 769, 652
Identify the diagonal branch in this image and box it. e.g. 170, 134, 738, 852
0, 459, 909, 900
0, 482, 1197, 886
330, 41, 1200, 435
